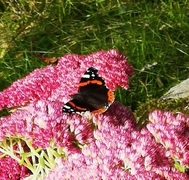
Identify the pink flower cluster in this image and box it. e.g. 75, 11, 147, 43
0, 100, 70, 148
0, 49, 134, 110
0, 154, 29, 180
0, 49, 189, 179
147, 110, 189, 166
0, 49, 134, 179
46, 103, 189, 180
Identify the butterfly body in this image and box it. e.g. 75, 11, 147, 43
63, 67, 114, 114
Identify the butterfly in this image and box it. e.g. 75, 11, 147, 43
63, 67, 114, 114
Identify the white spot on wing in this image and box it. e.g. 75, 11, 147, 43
91, 73, 96, 77
64, 105, 71, 109
82, 74, 90, 78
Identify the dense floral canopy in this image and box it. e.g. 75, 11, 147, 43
0, 50, 188, 180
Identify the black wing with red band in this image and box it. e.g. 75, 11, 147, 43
63, 67, 114, 114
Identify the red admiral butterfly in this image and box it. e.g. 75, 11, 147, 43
63, 67, 114, 114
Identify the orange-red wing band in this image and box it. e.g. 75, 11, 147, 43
68, 101, 87, 111
79, 80, 103, 87
107, 90, 115, 103
91, 107, 107, 114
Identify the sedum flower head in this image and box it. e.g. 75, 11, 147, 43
147, 110, 189, 166
0, 154, 30, 180
0, 49, 134, 110
0, 50, 134, 179
46, 103, 189, 180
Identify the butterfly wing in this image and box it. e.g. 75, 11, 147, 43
63, 67, 114, 114
63, 98, 88, 113
78, 67, 114, 112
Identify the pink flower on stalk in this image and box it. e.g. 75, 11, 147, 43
0, 49, 134, 110
147, 110, 189, 166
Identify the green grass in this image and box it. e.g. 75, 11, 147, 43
0, 0, 189, 114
